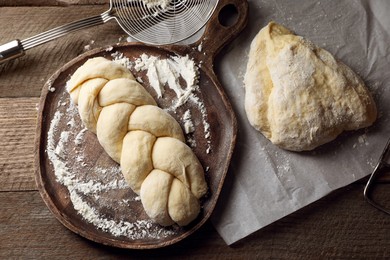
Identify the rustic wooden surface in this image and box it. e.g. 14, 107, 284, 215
1, 1, 389, 258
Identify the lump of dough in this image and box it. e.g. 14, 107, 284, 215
244, 21, 377, 151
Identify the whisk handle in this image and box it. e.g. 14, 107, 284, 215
0, 12, 111, 64
0, 40, 25, 64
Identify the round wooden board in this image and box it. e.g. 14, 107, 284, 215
34, 0, 248, 249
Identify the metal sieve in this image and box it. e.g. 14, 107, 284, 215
0, 0, 219, 64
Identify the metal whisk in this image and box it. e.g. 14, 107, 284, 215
0, 0, 219, 64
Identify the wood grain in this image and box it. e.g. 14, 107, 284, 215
0, 5, 125, 97
1, 185, 389, 259
0, 0, 108, 6
0, 97, 39, 191
1, 1, 390, 258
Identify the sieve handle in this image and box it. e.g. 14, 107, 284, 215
191, 0, 248, 66
0, 40, 25, 64
0, 12, 111, 64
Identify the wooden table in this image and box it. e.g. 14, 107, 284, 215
1, 1, 389, 258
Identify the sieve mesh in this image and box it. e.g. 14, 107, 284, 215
1, 0, 220, 64
112, 0, 219, 44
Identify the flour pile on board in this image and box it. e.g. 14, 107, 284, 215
127, 52, 212, 153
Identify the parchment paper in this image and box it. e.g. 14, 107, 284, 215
208, 0, 390, 245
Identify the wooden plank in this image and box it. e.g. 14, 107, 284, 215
0, 0, 108, 6
0, 191, 223, 258
0, 185, 389, 258
0, 6, 126, 98
0, 97, 39, 191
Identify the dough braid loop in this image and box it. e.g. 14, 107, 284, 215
67, 57, 207, 226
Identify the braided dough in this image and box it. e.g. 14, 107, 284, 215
244, 22, 377, 151
67, 57, 207, 226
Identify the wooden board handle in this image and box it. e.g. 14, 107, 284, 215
190, 0, 248, 65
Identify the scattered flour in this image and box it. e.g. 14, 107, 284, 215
67, 118, 75, 128
133, 53, 198, 101
47, 79, 55, 92
130, 53, 212, 153
197, 43, 203, 52
136, 77, 144, 83
141, 0, 171, 9
47, 92, 177, 240
74, 128, 87, 146
182, 110, 195, 134
46, 51, 213, 241
355, 133, 369, 147
84, 40, 95, 51
54, 131, 69, 159
186, 136, 197, 148
358, 134, 366, 144
111, 51, 133, 70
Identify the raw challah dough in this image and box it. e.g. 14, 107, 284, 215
244, 22, 377, 151
67, 57, 208, 226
